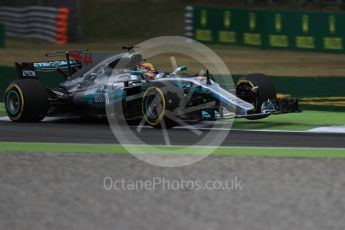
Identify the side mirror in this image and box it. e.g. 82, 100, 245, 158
173, 66, 188, 74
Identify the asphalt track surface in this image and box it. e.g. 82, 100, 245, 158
1, 118, 345, 230
1, 152, 345, 230
0, 118, 344, 147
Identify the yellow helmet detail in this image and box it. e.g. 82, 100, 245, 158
141, 63, 156, 71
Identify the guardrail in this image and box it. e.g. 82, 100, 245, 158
0, 6, 69, 44
185, 5, 345, 52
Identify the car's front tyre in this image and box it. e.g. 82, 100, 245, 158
236, 73, 276, 120
142, 86, 176, 129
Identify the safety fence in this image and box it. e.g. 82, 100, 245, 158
185, 5, 345, 52
0, 6, 69, 44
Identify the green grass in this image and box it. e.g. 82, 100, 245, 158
0, 103, 5, 116
232, 110, 345, 131
0, 142, 345, 158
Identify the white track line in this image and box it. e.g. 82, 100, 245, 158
308, 126, 345, 133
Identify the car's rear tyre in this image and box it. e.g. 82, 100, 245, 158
236, 73, 276, 120
4, 79, 49, 122
142, 86, 176, 129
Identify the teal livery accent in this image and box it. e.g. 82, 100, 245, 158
33, 60, 82, 71
80, 88, 125, 106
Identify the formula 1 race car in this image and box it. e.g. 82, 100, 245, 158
4, 48, 300, 128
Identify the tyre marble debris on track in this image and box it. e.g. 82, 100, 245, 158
0, 6, 69, 44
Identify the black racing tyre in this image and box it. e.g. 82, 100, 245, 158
4, 79, 49, 122
236, 73, 276, 120
142, 86, 177, 129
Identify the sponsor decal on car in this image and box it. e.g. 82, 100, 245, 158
22, 70, 36, 77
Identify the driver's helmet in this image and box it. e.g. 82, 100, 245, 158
136, 63, 158, 80
140, 63, 156, 71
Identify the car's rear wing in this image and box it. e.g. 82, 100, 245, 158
15, 49, 89, 79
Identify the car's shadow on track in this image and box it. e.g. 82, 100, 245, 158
44, 117, 110, 125
232, 121, 299, 130
39, 116, 225, 131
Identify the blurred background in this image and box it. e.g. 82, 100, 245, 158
1, 0, 345, 43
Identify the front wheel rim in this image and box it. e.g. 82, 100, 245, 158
143, 87, 166, 126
